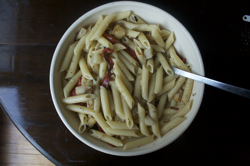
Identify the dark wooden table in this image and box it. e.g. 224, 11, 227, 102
1, 0, 250, 165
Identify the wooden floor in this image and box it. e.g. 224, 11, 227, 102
0, 108, 55, 166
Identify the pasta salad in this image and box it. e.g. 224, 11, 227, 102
59, 11, 193, 150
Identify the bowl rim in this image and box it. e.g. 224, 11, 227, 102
50, 1, 205, 156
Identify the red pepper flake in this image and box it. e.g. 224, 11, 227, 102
170, 106, 179, 110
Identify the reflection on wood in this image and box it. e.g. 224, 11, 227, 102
0, 108, 54, 166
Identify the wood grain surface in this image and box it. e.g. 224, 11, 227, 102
0, 0, 250, 165
0, 108, 54, 165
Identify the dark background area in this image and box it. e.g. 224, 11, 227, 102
0, 0, 250, 165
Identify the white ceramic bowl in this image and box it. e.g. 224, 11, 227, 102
50, 1, 204, 156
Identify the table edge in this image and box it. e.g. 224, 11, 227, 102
0, 98, 62, 166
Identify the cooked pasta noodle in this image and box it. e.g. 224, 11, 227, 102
59, 11, 195, 150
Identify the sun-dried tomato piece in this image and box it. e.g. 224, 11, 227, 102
103, 32, 139, 63
170, 106, 179, 110
100, 73, 114, 89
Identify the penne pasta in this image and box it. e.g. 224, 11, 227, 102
147, 102, 161, 138
99, 60, 108, 82
107, 127, 140, 137
121, 36, 136, 51
59, 41, 78, 72
156, 92, 168, 119
100, 86, 112, 121
63, 70, 82, 98
78, 113, 88, 133
74, 26, 91, 57
89, 129, 123, 146
151, 44, 165, 53
112, 11, 131, 22
154, 66, 163, 94
135, 46, 145, 65
106, 120, 139, 130
141, 64, 149, 101
161, 29, 171, 40
157, 52, 174, 77
112, 24, 126, 39
170, 100, 193, 120
138, 32, 150, 49
163, 74, 179, 84
146, 58, 154, 73
91, 14, 116, 41
121, 95, 134, 129
97, 36, 114, 50
75, 27, 87, 41
62, 94, 96, 104
129, 13, 146, 24
112, 56, 134, 81
65, 104, 112, 136
168, 76, 186, 101
165, 31, 175, 51
85, 16, 104, 49
169, 46, 190, 72
134, 67, 142, 103
119, 50, 139, 67
181, 79, 194, 105
125, 29, 140, 38
144, 116, 155, 126
160, 117, 187, 135
108, 89, 115, 117
138, 103, 150, 136
65, 49, 82, 79
117, 20, 161, 32
93, 77, 101, 113
152, 27, 165, 47
133, 38, 147, 49
90, 53, 103, 64
110, 83, 125, 120
113, 61, 133, 94
60, 11, 196, 150
123, 135, 157, 150
115, 76, 134, 110
154, 54, 160, 69
155, 78, 176, 98
162, 105, 184, 115
86, 118, 96, 128
148, 72, 156, 102
117, 52, 137, 75
113, 43, 126, 51
79, 56, 94, 80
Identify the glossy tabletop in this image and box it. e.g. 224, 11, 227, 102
1, 0, 250, 165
